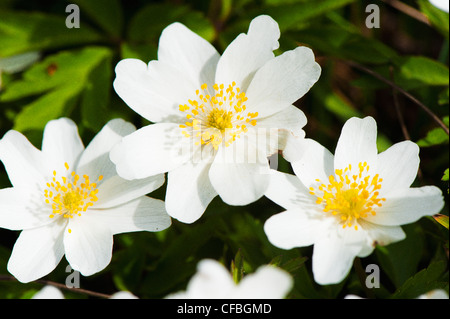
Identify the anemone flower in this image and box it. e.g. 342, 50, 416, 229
111, 15, 321, 223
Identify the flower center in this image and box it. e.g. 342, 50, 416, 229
310, 162, 386, 230
179, 82, 258, 150
44, 162, 102, 226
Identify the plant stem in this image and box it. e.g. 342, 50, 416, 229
0, 274, 112, 299
342, 59, 449, 135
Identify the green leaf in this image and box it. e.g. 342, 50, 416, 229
339, 35, 398, 65
140, 218, 220, 297
127, 3, 215, 45
120, 42, 157, 61
265, 0, 357, 31
391, 260, 448, 299
111, 234, 148, 293
277, 256, 308, 274
0, 10, 101, 57
417, 127, 449, 147
290, 24, 397, 65
231, 249, 244, 284
2, 46, 112, 132
442, 168, 449, 181
72, 0, 123, 38
13, 84, 81, 132
399, 56, 449, 86
322, 91, 362, 120
438, 87, 449, 105
311, 80, 362, 122
417, 0, 449, 38
375, 224, 425, 288
79, 50, 112, 131
433, 214, 449, 229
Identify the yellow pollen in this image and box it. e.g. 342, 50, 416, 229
44, 162, 102, 229
311, 162, 386, 230
179, 82, 257, 150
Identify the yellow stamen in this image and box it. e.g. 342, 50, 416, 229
178, 82, 257, 150
44, 163, 102, 231
311, 162, 386, 230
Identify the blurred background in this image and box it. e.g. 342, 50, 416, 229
0, 0, 448, 298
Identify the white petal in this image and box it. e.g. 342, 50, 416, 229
289, 138, 335, 188
312, 228, 364, 285
366, 186, 444, 226
89, 197, 171, 235
0, 187, 52, 230
7, 221, 66, 283
264, 209, 324, 249
358, 219, 406, 253
245, 46, 321, 118
334, 116, 378, 172
209, 140, 270, 205
242, 126, 281, 161
41, 118, 84, 172
264, 170, 312, 211
0, 130, 47, 189
234, 265, 293, 299
64, 216, 113, 276
256, 105, 307, 138
94, 174, 165, 209
158, 22, 220, 87
177, 259, 235, 299
76, 118, 165, 208
418, 289, 450, 299
110, 123, 191, 179
113, 59, 195, 123
376, 141, 420, 195
252, 106, 307, 159
215, 15, 280, 90
429, 0, 449, 12
109, 291, 139, 299
166, 160, 217, 224
77, 118, 136, 182
32, 286, 65, 299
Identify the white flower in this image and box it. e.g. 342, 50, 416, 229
109, 291, 139, 299
429, 0, 449, 13
0, 118, 171, 283
32, 285, 65, 299
417, 289, 449, 299
345, 289, 449, 299
165, 259, 293, 299
263, 116, 444, 285
111, 15, 321, 223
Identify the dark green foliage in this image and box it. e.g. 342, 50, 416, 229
0, 0, 448, 299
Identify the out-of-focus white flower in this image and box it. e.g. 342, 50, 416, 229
418, 289, 449, 299
429, 0, 449, 13
264, 116, 444, 285
109, 291, 139, 299
166, 259, 293, 299
111, 15, 321, 223
0, 118, 171, 283
345, 289, 449, 299
32, 285, 65, 299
